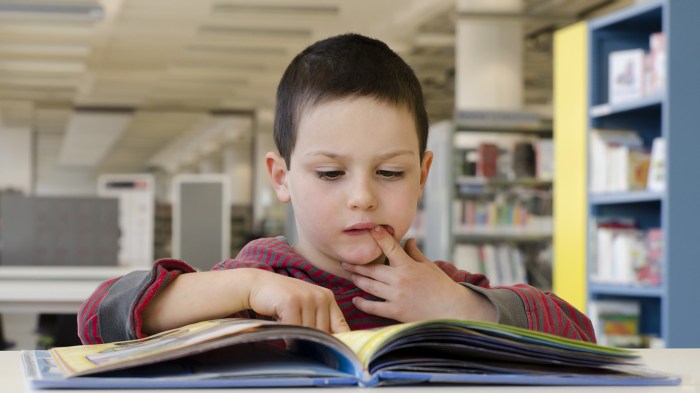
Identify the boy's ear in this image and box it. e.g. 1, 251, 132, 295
265, 152, 291, 203
418, 151, 433, 198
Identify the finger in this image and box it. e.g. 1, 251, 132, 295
342, 262, 393, 284
369, 225, 410, 266
404, 238, 430, 263
277, 305, 302, 327
315, 305, 331, 333
329, 303, 350, 333
350, 272, 392, 299
352, 296, 395, 320
301, 302, 317, 329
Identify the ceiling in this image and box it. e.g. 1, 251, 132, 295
0, 0, 629, 194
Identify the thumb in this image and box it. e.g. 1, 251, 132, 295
404, 238, 430, 263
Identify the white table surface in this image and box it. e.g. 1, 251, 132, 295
0, 266, 132, 313
0, 349, 698, 392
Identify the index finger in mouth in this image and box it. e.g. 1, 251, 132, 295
369, 225, 405, 262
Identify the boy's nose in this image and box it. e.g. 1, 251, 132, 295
347, 176, 377, 210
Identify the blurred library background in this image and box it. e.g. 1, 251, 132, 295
2, 0, 699, 350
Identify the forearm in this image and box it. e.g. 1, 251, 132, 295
467, 283, 597, 343
454, 284, 498, 323
141, 268, 259, 335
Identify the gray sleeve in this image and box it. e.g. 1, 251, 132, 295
96, 259, 196, 342
97, 270, 153, 342
460, 283, 528, 329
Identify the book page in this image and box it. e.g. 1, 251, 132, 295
335, 323, 420, 367
51, 319, 266, 376
335, 319, 635, 371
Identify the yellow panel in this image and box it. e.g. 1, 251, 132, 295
553, 22, 588, 311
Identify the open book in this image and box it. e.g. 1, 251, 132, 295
22, 318, 679, 389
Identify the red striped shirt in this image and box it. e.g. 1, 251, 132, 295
78, 237, 595, 344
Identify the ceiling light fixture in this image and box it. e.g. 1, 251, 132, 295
0, 1, 103, 22
184, 44, 286, 56
212, 3, 338, 16
198, 25, 311, 38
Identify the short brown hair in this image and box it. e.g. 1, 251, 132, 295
273, 33, 429, 169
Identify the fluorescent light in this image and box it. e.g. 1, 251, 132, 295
184, 44, 286, 56
0, 2, 103, 22
212, 3, 338, 16
0, 60, 86, 73
158, 77, 249, 87
198, 25, 311, 38
0, 75, 80, 89
0, 43, 90, 56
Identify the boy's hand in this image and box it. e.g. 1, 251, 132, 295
246, 271, 350, 333
343, 226, 497, 323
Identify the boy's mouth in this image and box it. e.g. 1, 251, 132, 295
344, 224, 395, 236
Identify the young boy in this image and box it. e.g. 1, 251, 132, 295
78, 33, 595, 344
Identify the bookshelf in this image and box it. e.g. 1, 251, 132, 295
585, 0, 700, 347
423, 113, 555, 290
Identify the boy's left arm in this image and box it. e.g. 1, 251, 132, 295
345, 226, 596, 343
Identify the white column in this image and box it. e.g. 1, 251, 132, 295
0, 125, 33, 194
456, 0, 523, 111
252, 108, 276, 228
222, 143, 252, 205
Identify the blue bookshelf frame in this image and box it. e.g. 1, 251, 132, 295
586, 0, 700, 347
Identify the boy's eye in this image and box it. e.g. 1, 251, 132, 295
377, 170, 405, 179
315, 170, 344, 181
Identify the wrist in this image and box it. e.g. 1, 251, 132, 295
456, 284, 498, 323
232, 268, 260, 311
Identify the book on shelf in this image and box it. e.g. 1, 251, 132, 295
589, 128, 646, 193
638, 228, 663, 286
647, 137, 666, 192
457, 137, 552, 182
453, 191, 552, 234
535, 139, 554, 180
512, 141, 536, 178
452, 243, 482, 274
623, 147, 651, 191
457, 243, 526, 286
608, 32, 666, 106
22, 317, 680, 389
592, 219, 662, 286
609, 49, 646, 104
588, 300, 646, 348
645, 32, 666, 97
477, 142, 499, 178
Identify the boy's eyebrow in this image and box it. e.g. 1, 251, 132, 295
305, 150, 415, 160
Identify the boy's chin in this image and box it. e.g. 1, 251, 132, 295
338, 246, 383, 266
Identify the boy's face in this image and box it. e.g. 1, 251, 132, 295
266, 96, 432, 278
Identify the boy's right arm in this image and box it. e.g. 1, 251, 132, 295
78, 258, 195, 344
78, 260, 349, 344
144, 268, 350, 336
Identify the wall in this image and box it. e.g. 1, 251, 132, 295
0, 126, 32, 194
